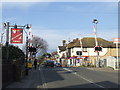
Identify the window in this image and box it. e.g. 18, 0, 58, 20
83, 48, 87, 52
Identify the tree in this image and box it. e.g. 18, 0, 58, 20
31, 36, 48, 57
42, 53, 52, 58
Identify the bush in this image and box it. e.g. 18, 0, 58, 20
2, 45, 25, 64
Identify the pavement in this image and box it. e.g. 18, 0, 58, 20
5, 68, 43, 88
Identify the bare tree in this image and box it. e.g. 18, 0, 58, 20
22, 36, 48, 56
32, 36, 48, 55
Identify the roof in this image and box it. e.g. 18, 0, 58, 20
58, 46, 66, 52
67, 37, 118, 48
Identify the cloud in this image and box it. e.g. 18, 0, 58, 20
32, 28, 66, 49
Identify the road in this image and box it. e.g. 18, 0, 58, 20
6, 66, 119, 89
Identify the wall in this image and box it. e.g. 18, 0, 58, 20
71, 47, 82, 57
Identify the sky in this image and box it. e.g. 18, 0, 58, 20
0, 0, 118, 53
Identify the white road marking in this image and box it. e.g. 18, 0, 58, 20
39, 67, 48, 89
63, 68, 106, 89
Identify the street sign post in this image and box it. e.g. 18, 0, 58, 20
113, 38, 120, 69
11, 28, 23, 44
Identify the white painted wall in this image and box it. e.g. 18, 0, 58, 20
70, 47, 108, 57
71, 47, 82, 56
59, 51, 66, 58
88, 48, 108, 56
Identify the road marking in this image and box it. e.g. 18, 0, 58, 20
39, 67, 48, 89
63, 68, 106, 89
87, 68, 94, 70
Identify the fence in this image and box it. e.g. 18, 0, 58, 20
2, 62, 26, 89
2, 64, 15, 88
106, 56, 120, 69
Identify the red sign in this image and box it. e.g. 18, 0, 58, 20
11, 28, 23, 43
113, 38, 120, 43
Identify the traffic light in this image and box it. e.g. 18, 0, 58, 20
94, 46, 102, 52
76, 51, 82, 56
28, 47, 36, 52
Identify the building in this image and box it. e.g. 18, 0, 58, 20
58, 37, 120, 68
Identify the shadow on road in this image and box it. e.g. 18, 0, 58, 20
3, 67, 120, 90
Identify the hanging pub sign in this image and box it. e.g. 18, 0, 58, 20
11, 28, 23, 43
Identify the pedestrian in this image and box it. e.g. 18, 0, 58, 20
34, 59, 37, 70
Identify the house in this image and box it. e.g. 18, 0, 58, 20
57, 40, 67, 66
58, 37, 120, 67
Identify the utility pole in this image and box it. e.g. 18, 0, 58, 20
116, 43, 119, 69
113, 38, 120, 69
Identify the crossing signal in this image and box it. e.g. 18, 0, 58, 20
28, 47, 36, 52
94, 46, 102, 52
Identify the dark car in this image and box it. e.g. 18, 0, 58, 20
55, 63, 62, 67
44, 60, 54, 67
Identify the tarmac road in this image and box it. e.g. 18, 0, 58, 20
5, 66, 119, 90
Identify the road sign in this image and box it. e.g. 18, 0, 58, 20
11, 28, 23, 43
113, 38, 120, 44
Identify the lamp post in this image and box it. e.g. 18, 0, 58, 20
3, 22, 30, 75
3, 22, 10, 63
92, 19, 100, 67
23, 24, 30, 75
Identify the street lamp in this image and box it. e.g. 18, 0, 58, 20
92, 19, 100, 67
92, 19, 98, 46
23, 24, 30, 75
13, 23, 30, 75
3, 22, 30, 75
13, 24, 30, 75
92, 19, 98, 24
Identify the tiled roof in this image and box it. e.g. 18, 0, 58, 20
67, 37, 117, 48
58, 46, 66, 52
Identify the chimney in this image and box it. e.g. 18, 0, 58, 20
62, 40, 66, 46
76, 38, 79, 41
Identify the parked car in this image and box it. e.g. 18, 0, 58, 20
55, 63, 62, 67
44, 60, 54, 67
